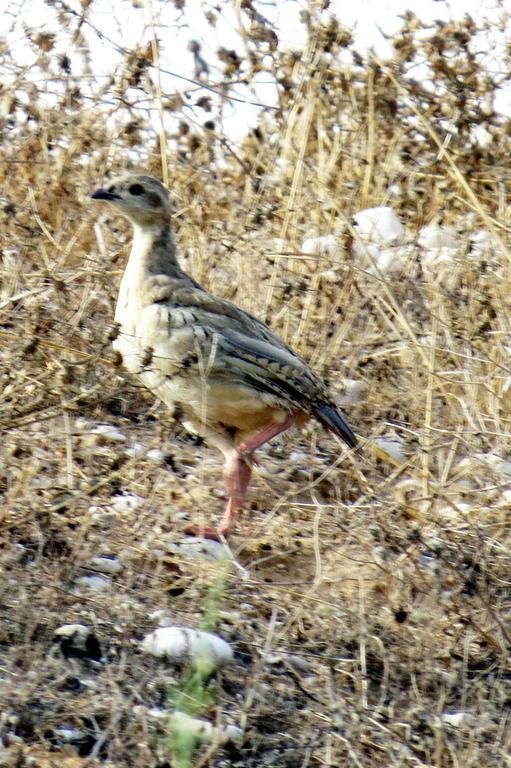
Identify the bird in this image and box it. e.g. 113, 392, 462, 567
91, 173, 357, 539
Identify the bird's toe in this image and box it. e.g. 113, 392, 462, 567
183, 523, 229, 541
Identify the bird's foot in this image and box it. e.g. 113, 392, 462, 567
183, 523, 230, 541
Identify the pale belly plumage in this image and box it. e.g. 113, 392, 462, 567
113, 295, 292, 451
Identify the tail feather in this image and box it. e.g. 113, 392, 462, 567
314, 403, 357, 448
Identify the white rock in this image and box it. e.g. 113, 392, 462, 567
75, 575, 111, 592
354, 238, 411, 276
419, 224, 460, 269
171, 537, 232, 562
353, 207, 404, 244
338, 378, 364, 406
55, 727, 87, 743
470, 124, 493, 148
374, 433, 405, 462
318, 268, 339, 282
89, 424, 127, 442
470, 229, 492, 256
419, 224, 459, 249
301, 234, 338, 256
169, 711, 213, 742
90, 555, 123, 575
422, 249, 459, 271
168, 711, 242, 744
288, 450, 309, 463
437, 501, 471, 520
148, 609, 173, 626
88, 507, 121, 527
146, 707, 168, 721
369, 245, 394, 273
223, 724, 244, 741
146, 448, 166, 463
497, 489, 511, 505
474, 452, 511, 476
376, 244, 413, 274
55, 624, 90, 641
458, 452, 511, 480
442, 711, 468, 727
141, 626, 233, 669
265, 237, 287, 254
126, 442, 146, 458
110, 493, 142, 513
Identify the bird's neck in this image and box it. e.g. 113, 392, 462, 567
116, 222, 188, 322
130, 222, 181, 278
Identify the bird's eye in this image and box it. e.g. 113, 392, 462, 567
129, 184, 144, 196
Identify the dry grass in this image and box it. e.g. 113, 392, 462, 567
1, 2, 511, 766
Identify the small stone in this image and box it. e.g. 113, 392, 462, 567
54, 726, 87, 743
110, 493, 142, 513
354, 207, 404, 244
338, 378, 364, 406
126, 442, 146, 458
90, 555, 123, 574
85, 423, 127, 443
171, 537, 232, 562
169, 711, 242, 744
148, 609, 173, 626
75, 574, 111, 591
54, 624, 102, 661
301, 234, 338, 256
374, 433, 405, 462
146, 448, 166, 463
442, 712, 468, 727
141, 626, 233, 669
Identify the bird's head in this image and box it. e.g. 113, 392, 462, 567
91, 174, 172, 228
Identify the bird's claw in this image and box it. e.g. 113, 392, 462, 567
183, 524, 229, 541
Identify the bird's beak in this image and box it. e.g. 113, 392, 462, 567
90, 188, 122, 201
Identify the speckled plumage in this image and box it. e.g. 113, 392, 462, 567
91, 174, 357, 538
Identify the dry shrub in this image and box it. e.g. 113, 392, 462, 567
1, 2, 510, 766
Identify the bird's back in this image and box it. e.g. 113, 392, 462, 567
115, 265, 357, 448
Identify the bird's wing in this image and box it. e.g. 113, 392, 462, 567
136, 275, 357, 447
212, 327, 326, 403
142, 275, 325, 398
144, 275, 299, 352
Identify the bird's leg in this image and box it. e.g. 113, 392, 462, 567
237, 412, 295, 455
183, 451, 252, 541
184, 413, 295, 540
215, 413, 295, 537
217, 452, 253, 536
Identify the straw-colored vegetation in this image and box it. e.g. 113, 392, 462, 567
1, 1, 511, 765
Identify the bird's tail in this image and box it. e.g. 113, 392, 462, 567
314, 403, 357, 448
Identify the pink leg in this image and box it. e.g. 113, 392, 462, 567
237, 412, 295, 454
184, 454, 252, 541
184, 412, 295, 540
217, 453, 253, 536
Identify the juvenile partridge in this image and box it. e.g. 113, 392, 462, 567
91, 174, 357, 538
